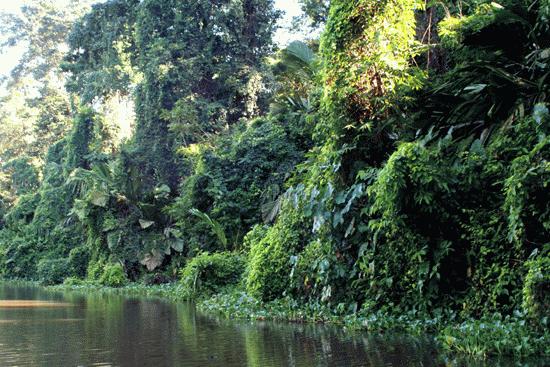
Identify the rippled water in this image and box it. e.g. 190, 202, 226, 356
0, 283, 544, 367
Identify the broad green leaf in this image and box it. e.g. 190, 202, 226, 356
140, 250, 164, 271
189, 208, 227, 248
171, 238, 184, 252
139, 219, 155, 229
107, 231, 121, 250
88, 189, 109, 207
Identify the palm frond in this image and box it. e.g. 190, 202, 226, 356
189, 208, 228, 249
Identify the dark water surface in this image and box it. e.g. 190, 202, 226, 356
0, 283, 543, 367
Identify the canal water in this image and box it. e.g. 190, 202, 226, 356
0, 282, 543, 366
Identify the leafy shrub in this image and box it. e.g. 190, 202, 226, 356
241, 224, 268, 253
361, 141, 460, 311
37, 258, 71, 285
86, 258, 104, 282
289, 238, 349, 304
522, 252, 550, 322
0, 231, 41, 279
68, 246, 91, 278
68, 158, 182, 277
246, 207, 308, 301
98, 262, 128, 287
354, 117, 549, 316
180, 252, 245, 296
63, 276, 86, 286
169, 118, 304, 253
3, 193, 40, 226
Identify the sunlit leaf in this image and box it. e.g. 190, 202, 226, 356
139, 219, 155, 229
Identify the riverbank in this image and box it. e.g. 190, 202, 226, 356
41, 281, 549, 361
7, 281, 434, 367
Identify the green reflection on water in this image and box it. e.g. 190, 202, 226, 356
0, 282, 546, 367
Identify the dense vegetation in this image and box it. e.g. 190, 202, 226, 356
1, 0, 548, 359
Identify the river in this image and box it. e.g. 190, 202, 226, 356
0, 282, 544, 366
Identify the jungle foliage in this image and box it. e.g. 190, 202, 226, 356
0, 0, 548, 358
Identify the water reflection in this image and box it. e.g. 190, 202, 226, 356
0, 300, 72, 308
0, 283, 546, 367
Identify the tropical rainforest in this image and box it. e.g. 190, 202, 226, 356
0, 0, 548, 359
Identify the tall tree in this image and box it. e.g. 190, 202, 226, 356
0, 0, 94, 164
64, 0, 281, 190
292, 0, 330, 30
0, 0, 93, 86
